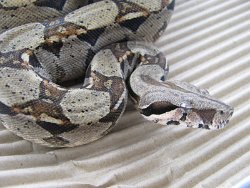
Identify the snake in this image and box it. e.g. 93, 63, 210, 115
0, 0, 234, 147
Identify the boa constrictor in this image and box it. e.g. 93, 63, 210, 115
0, 0, 233, 147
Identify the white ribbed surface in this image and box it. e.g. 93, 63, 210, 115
0, 0, 250, 187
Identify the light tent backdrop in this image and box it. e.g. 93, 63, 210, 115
0, 0, 250, 187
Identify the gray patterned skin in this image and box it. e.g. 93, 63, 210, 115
0, 0, 90, 34
0, 0, 233, 147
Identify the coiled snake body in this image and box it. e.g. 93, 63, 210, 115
0, 0, 233, 147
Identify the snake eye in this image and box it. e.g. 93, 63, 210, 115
180, 101, 192, 109
141, 101, 178, 116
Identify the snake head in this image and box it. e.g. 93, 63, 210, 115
138, 81, 234, 130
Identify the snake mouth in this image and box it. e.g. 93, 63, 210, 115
140, 101, 178, 116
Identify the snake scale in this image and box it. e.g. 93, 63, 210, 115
0, 0, 234, 147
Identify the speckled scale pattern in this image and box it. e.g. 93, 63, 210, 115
0, 0, 234, 147
0, 0, 89, 34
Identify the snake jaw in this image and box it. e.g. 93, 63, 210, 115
138, 84, 234, 129
140, 102, 233, 129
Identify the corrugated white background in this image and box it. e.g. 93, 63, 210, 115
0, 0, 250, 187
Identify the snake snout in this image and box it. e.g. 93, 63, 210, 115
210, 107, 234, 129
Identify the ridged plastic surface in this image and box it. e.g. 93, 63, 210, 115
0, 0, 249, 187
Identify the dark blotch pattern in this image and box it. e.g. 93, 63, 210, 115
198, 124, 210, 129
34, 0, 67, 11
43, 136, 70, 146
119, 17, 147, 32
194, 109, 216, 125
167, 0, 175, 10
77, 27, 105, 46
100, 100, 125, 124
100, 100, 125, 136
41, 41, 63, 58
167, 120, 180, 125
0, 102, 16, 115
29, 53, 43, 69
0, 4, 18, 11
88, 71, 125, 110
0, 50, 27, 69
37, 121, 78, 135
180, 113, 187, 121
